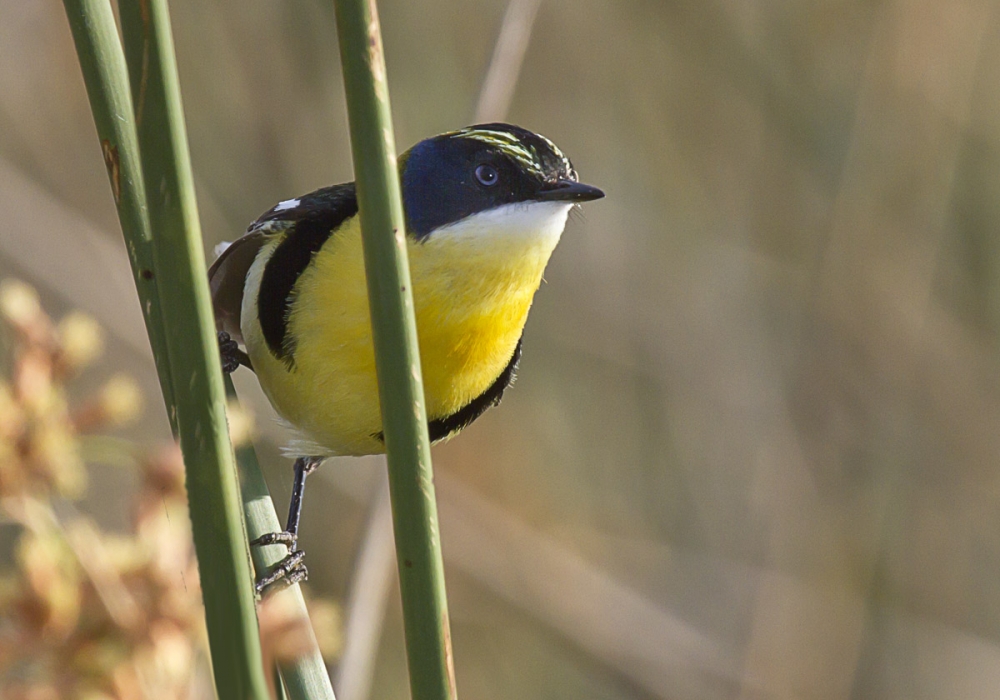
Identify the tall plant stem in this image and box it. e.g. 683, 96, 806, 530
227, 376, 338, 700
64, 1, 273, 697
332, 1, 457, 698
61, 0, 176, 432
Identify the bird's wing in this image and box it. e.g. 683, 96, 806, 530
208, 231, 268, 343
251, 184, 358, 229
208, 183, 359, 345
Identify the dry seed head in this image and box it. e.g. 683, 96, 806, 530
97, 375, 143, 426
56, 313, 103, 372
15, 352, 58, 413
33, 423, 87, 499
0, 279, 42, 329
16, 530, 82, 639
143, 622, 197, 688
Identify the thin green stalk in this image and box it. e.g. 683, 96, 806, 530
61, 0, 177, 435
226, 376, 337, 700
110, 1, 269, 698
332, 2, 457, 699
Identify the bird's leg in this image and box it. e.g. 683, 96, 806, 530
218, 330, 254, 373
251, 455, 324, 596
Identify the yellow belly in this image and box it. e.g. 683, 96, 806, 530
241, 214, 560, 456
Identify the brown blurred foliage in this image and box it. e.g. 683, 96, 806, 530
0, 281, 342, 699
0, 280, 206, 700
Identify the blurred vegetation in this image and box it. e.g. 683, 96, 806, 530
0, 281, 340, 698
0, 279, 205, 699
4, 1, 1000, 699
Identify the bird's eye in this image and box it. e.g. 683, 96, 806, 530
475, 164, 499, 186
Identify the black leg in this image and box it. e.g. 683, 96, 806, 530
284, 456, 322, 546
251, 456, 324, 596
218, 330, 254, 373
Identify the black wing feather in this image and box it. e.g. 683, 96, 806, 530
255, 183, 358, 365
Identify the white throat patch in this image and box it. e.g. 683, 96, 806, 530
428, 201, 573, 248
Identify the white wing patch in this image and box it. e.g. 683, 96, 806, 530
274, 198, 301, 212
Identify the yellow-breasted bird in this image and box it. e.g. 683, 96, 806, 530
210, 123, 603, 592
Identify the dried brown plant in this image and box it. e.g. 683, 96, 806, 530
0, 280, 206, 700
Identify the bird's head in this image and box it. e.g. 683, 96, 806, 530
400, 123, 604, 241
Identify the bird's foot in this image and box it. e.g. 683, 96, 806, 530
218, 330, 252, 374
251, 531, 308, 597
252, 531, 297, 548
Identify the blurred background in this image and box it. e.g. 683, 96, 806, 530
3, 0, 1000, 698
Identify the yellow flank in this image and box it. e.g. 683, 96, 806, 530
241, 206, 566, 456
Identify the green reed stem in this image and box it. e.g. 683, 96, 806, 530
61, 0, 177, 434
108, 1, 269, 697
226, 376, 337, 700
332, 1, 457, 698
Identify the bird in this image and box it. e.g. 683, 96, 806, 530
209, 123, 604, 592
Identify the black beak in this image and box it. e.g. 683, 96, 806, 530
536, 179, 605, 202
